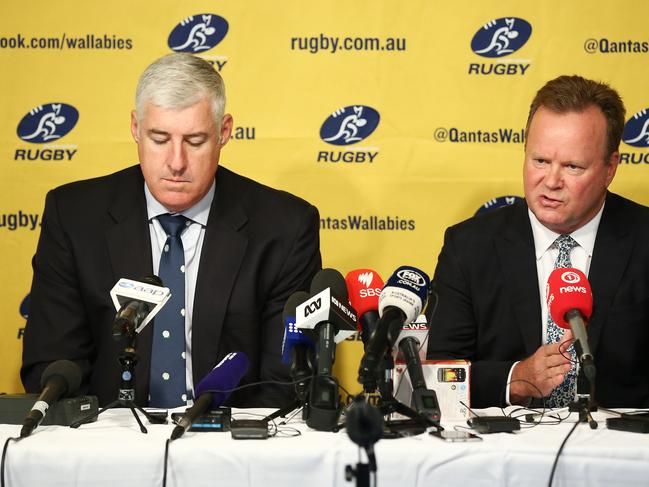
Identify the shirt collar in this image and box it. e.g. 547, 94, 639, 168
144, 180, 214, 227
528, 203, 605, 260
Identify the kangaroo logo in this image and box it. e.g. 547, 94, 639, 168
168, 14, 229, 53
17, 103, 79, 144
304, 298, 322, 316
475, 195, 524, 216
320, 105, 380, 146
471, 17, 532, 58
623, 108, 649, 148
20, 294, 30, 319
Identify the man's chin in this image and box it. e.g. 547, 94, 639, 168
158, 194, 193, 213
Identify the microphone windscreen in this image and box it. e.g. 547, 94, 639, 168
379, 266, 430, 322
40, 360, 82, 396
195, 352, 250, 407
345, 269, 384, 318
282, 291, 311, 324
310, 268, 348, 299
143, 275, 163, 287
282, 291, 314, 363
547, 267, 593, 329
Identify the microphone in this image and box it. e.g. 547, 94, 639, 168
346, 395, 384, 473
295, 268, 358, 376
358, 266, 430, 393
110, 276, 171, 338
281, 291, 315, 402
170, 352, 249, 440
345, 269, 384, 348
296, 268, 355, 431
21, 360, 82, 437
546, 267, 595, 381
393, 318, 440, 421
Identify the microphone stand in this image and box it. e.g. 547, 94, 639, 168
70, 333, 166, 433
376, 354, 441, 432
569, 360, 598, 429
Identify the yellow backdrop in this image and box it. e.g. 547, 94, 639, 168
2, 1, 648, 401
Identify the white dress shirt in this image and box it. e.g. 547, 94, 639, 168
504, 203, 604, 403
145, 181, 215, 397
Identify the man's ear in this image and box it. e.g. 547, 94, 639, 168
605, 151, 620, 188
219, 114, 234, 146
130, 110, 139, 143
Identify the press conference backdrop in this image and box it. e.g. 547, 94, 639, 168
2, 1, 649, 399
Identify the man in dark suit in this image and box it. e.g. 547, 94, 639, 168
21, 53, 321, 408
427, 75, 649, 408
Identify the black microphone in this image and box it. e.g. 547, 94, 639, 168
296, 268, 357, 376
393, 320, 440, 421
295, 268, 356, 431
170, 352, 250, 440
281, 291, 315, 403
358, 266, 430, 393
21, 360, 82, 437
110, 275, 170, 339
346, 394, 384, 473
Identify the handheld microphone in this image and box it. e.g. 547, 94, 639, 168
21, 360, 82, 437
170, 352, 250, 440
296, 269, 354, 431
393, 318, 440, 421
358, 266, 430, 393
546, 267, 595, 381
110, 276, 171, 338
281, 291, 315, 402
295, 268, 358, 375
345, 269, 384, 348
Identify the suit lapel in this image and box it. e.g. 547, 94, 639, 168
192, 168, 249, 384
587, 193, 633, 355
495, 203, 542, 355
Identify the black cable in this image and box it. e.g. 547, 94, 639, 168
1, 436, 20, 487
547, 420, 579, 487
162, 439, 170, 487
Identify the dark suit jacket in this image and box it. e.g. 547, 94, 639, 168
426, 192, 649, 408
21, 165, 321, 408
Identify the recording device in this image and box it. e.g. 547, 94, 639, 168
429, 430, 482, 442
607, 412, 649, 434
171, 408, 230, 432
467, 416, 520, 434
170, 352, 249, 440
230, 418, 269, 439
281, 291, 315, 402
546, 267, 595, 381
358, 266, 430, 393
393, 320, 440, 422
110, 276, 171, 337
437, 368, 466, 382
21, 360, 83, 437
345, 269, 384, 347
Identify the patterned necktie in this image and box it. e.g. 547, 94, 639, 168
546, 234, 579, 408
149, 213, 190, 407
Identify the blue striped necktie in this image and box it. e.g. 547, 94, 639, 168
546, 234, 579, 408
149, 213, 190, 408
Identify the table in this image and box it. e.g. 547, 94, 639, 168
2, 407, 649, 487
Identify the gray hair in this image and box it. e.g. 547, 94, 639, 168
135, 53, 226, 128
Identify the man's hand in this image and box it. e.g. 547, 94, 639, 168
509, 330, 574, 404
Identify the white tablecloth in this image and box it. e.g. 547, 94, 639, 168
2, 407, 649, 487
